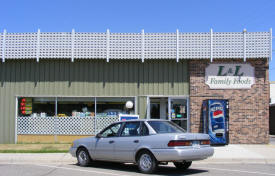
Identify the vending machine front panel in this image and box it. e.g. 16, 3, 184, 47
208, 99, 228, 145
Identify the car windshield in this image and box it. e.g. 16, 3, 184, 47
147, 121, 185, 133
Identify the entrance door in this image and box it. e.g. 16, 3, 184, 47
169, 98, 188, 131
148, 97, 168, 120
147, 97, 189, 131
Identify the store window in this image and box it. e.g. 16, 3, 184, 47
18, 97, 55, 117
57, 97, 95, 117
96, 97, 135, 117
18, 96, 136, 118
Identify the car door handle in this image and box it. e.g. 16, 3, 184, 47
109, 140, 114, 144
134, 140, 139, 143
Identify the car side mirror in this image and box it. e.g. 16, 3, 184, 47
96, 133, 102, 138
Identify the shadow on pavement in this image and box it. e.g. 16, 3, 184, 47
70, 162, 208, 175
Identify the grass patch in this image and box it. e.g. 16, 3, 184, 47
0, 144, 70, 153
0, 150, 68, 153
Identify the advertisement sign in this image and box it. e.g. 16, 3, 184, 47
119, 114, 139, 121
205, 64, 254, 89
208, 99, 228, 145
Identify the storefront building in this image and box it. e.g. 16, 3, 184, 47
0, 29, 272, 144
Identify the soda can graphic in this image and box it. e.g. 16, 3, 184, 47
209, 102, 225, 134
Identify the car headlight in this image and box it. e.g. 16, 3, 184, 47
70, 142, 74, 147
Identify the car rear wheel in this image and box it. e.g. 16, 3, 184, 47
173, 161, 192, 170
77, 148, 91, 167
137, 151, 157, 174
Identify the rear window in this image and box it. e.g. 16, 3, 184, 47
148, 121, 185, 134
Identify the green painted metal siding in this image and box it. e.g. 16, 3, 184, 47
0, 59, 189, 143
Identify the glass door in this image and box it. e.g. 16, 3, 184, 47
147, 97, 168, 120
169, 98, 188, 131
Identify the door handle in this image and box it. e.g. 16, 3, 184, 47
109, 140, 114, 144
134, 140, 139, 143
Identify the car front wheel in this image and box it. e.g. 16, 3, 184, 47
77, 148, 91, 167
173, 161, 192, 170
137, 151, 157, 174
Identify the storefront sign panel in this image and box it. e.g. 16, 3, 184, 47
119, 114, 139, 121
205, 64, 254, 89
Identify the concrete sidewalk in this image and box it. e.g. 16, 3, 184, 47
0, 144, 275, 164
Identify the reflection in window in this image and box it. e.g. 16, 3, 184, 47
101, 123, 122, 137
96, 97, 135, 117
57, 97, 95, 117
18, 97, 135, 118
121, 122, 141, 136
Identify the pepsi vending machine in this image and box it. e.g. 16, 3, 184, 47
202, 99, 229, 145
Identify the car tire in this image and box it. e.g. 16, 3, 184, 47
76, 148, 92, 167
137, 151, 157, 174
173, 161, 192, 170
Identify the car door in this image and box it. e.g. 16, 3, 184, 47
114, 121, 142, 162
94, 123, 122, 161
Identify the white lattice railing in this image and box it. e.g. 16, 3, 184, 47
17, 116, 119, 135
0, 29, 272, 62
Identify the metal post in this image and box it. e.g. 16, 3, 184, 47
135, 96, 137, 114
243, 28, 247, 62
2, 29, 6, 63
106, 29, 110, 62
168, 97, 171, 120
15, 97, 18, 143
210, 28, 213, 62
36, 29, 40, 62
71, 29, 75, 62
270, 28, 272, 61
146, 97, 150, 119
54, 97, 58, 142
94, 97, 97, 134
141, 29, 145, 62
176, 29, 179, 62
55, 97, 58, 116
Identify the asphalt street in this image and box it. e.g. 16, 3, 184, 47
1, 162, 275, 176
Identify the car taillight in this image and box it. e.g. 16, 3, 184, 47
168, 140, 192, 147
200, 140, 210, 145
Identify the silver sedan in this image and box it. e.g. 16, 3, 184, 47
70, 119, 214, 174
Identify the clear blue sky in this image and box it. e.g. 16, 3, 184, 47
1, 0, 274, 79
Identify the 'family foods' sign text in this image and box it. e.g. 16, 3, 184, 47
205, 64, 255, 89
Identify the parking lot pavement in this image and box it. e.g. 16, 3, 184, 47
1, 163, 275, 176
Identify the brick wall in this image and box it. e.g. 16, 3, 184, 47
189, 59, 269, 144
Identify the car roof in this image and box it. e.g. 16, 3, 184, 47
114, 119, 169, 123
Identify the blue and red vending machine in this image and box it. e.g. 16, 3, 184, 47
202, 99, 229, 145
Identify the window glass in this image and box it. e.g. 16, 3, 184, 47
18, 97, 55, 117
121, 122, 141, 137
171, 99, 187, 119
148, 121, 185, 134
141, 122, 149, 136
57, 97, 95, 117
96, 97, 135, 117
101, 123, 122, 137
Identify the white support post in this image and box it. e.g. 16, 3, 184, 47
141, 29, 145, 62
71, 29, 75, 62
106, 29, 110, 62
176, 29, 179, 62
2, 29, 6, 63
270, 28, 272, 61
36, 29, 40, 62
210, 28, 213, 62
243, 28, 247, 62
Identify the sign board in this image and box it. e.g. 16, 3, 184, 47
205, 64, 255, 89
119, 114, 139, 121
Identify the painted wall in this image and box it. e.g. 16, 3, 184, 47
0, 59, 189, 143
